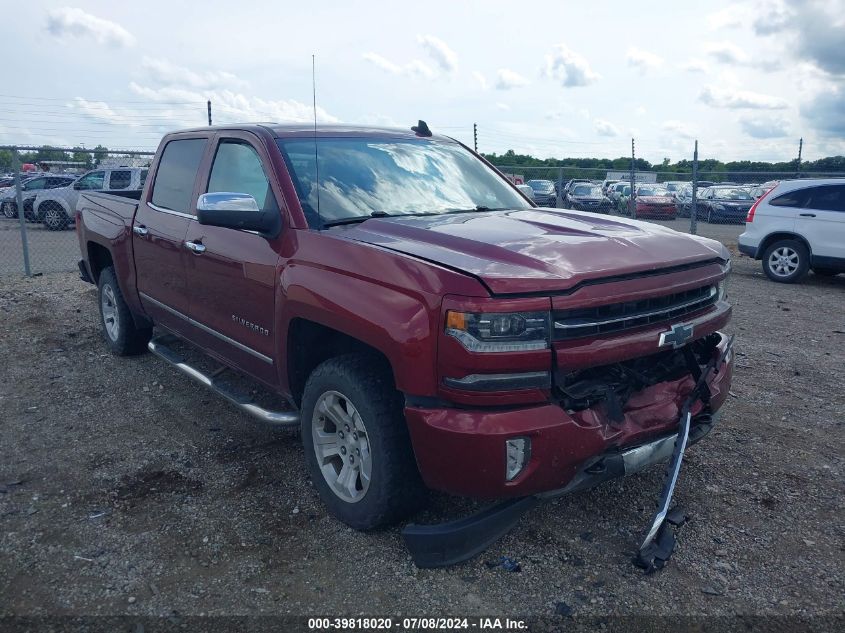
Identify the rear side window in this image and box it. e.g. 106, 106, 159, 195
151, 139, 206, 214
806, 185, 845, 212
769, 188, 811, 208
139, 169, 148, 187
109, 170, 132, 190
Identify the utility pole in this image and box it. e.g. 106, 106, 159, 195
629, 138, 636, 216
207, 100, 212, 126
473, 123, 478, 152
691, 140, 699, 235
796, 137, 803, 177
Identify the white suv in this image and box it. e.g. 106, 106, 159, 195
738, 179, 845, 283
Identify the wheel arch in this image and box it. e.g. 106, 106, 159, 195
86, 241, 114, 283
758, 232, 812, 259
286, 318, 396, 407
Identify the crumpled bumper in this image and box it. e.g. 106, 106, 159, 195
406, 333, 733, 499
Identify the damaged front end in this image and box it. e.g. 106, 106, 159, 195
403, 332, 734, 569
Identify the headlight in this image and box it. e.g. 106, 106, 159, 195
445, 310, 550, 352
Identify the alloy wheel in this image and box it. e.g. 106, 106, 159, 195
768, 246, 800, 278
311, 390, 372, 503
101, 284, 120, 341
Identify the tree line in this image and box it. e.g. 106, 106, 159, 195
0, 145, 113, 173
482, 149, 845, 175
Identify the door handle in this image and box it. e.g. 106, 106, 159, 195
132, 225, 149, 237
799, 213, 816, 217
184, 240, 206, 254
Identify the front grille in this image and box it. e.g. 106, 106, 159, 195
553, 284, 718, 340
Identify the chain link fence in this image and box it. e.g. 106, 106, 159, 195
1, 143, 844, 277
495, 165, 845, 248
0, 146, 153, 276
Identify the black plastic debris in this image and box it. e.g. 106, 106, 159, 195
485, 556, 521, 573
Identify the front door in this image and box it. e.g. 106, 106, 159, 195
183, 133, 282, 386
134, 136, 209, 335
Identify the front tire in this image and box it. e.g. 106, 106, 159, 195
42, 203, 69, 231
762, 239, 810, 284
2, 202, 16, 219
301, 354, 426, 530
97, 267, 151, 355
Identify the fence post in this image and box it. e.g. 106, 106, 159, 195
13, 168, 32, 277
557, 166, 563, 208
690, 140, 699, 235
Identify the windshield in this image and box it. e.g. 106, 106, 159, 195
636, 186, 669, 196
665, 183, 681, 191
713, 187, 753, 200
573, 184, 602, 196
279, 138, 530, 226
526, 180, 554, 192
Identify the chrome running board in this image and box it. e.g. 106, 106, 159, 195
147, 335, 300, 427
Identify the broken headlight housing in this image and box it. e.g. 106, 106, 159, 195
445, 310, 550, 352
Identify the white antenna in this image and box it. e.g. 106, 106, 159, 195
312, 54, 322, 228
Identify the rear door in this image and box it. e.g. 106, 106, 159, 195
794, 184, 845, 261
134, 136, 209, 335
182, 132, 283, 386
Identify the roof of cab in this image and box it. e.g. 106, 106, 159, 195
167, 123, 454, 141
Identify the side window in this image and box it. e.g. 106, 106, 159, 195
76, 172, 105, 190
769, 188, 811, 208
207, 140, 275, 210
109, 170, 132, 190
150, 139, 207, 214
23, 177, 46, 191
139, 169, 149, 187
806, 185, 845, 212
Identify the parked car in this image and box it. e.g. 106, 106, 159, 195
608, 181, 628, 206
750, 180, 779, 199
624, 185, 677, 220
0, 175, 75, 220
564, 183, 611, 212
564, 178, 592, 196
698, 186, 755, 223
33, 167, 147, 230
525, 179, 557, 206
75, 123, 733, 565
739, 178, 845, 283
601, 179, 620, 195
663, 181, 689, 196
516, 183, 535, 201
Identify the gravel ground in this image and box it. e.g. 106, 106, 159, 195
0, 254, 843, 625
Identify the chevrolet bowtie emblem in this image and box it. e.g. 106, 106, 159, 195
658, 323, 694, 349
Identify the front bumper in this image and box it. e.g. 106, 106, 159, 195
406, 332, 733, 499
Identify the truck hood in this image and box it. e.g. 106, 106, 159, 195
338, 208, 727, 294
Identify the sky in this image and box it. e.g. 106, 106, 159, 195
1, 0, 844, 164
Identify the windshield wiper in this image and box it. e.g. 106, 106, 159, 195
444, 205, 508, 214
321, 210, 391, 228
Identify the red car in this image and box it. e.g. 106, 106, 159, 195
630, 185, 678, 220
76, 123, 733, 566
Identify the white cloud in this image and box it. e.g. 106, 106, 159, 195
363, 52, 436, 79
627, 47, 664, 73
417, 35, 458, 73
705, 41, 750, 65
129, 82, 339, 124
45, 7, 135, 48
679, 58, 709, 73
739, 114, 791, 138
635, 105, 647, 116
662, 120, 695, 139
706, 5, 753, 30
472, 71, 489, 90
495, 68, 529, 90
594, 119, 620, 137
141, 57, 247, 90
543, 44, 599, 87
496, 102, 511, 111
699, 85, 789, 109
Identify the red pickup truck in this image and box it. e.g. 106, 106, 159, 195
76, 123, 733, 561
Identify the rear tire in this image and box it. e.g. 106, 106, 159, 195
2, 202, 16, 219
762, 239, 810, 284
301, 354, 426, 530
97, 267, 151, 355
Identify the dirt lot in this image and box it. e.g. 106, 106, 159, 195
0, 255, 843, 625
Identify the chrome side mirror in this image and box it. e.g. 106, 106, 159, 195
197, 192, 260, 213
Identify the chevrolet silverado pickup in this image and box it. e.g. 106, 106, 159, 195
76, 123, 733, 543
